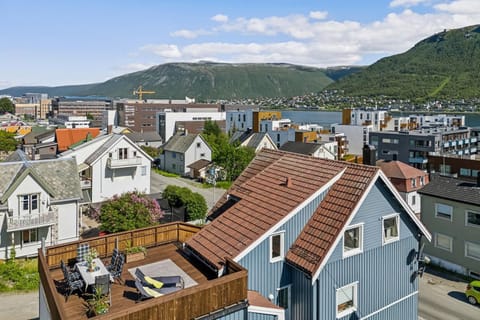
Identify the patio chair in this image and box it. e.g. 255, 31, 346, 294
134, 279, 182, 302
60, 260, 81, 281
62, 264, 85, 302
135, 268, 184, 289
94, 274, 111, 306
109, 252, 125, 284
77, 243, 90, 263
106, 248, 120, 272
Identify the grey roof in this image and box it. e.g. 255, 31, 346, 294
163, 134, 199, 153
230, 130, 269, 149
0, 155, 81, 202
418, 174, 480, 206
187, 159, 211, 170
229, 130, 251, 144
125, 132, 162, 143
85, 134, 123, 165
5, 149, 31, 162
280, 141, 322, 155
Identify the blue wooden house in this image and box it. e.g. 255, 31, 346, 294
185, 149, 431, 320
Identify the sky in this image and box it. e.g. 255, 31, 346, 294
1, 0, 480, 89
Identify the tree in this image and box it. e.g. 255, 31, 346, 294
140, 145, 161, 158
0, 98, 14, 114
98, 191, 163, 233
162, 185, 207, 221
0, 130, 18, 152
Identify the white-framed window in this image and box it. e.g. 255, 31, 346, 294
411, 178, 416, 188
420, 176, 425, 186
465, 242, 480, 261
466, 210, 480, 227
19, 194, 39, 214
383, 214, 399, 244
411, 195, 416, 206
196, 142, 201, 148
336, 282, 358, 318
435, 233, 453, 252
141, 166, 147, 176
269, 231, 285, 263
435, 203, 453, 221
22, 228, 38, 244
119, 148, 128, 159
343, 224, 363, 257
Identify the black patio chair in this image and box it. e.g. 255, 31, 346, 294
62, 266, 84, 302
76, 243, 90, 263
106, 248, 120, 272
109, 252, 125, 284
60, 260, 81, 281
94, 274, 111, 306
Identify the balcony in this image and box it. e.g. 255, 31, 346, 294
107, 156, 142, 169
38, 223, 248, 320
471, 137, 478, 143
7, 209, 56, 232
409, 157, 428, 164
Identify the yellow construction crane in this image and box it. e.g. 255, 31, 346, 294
133, 85, 155, 100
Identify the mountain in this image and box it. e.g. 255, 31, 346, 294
328, 24, 480, 99
1, 62, 360, 100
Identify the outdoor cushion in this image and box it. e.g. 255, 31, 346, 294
144, 276, 163, 289
143, 286, 163, 298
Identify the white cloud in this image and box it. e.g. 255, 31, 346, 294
309, 11, 328, 20
435, 0, 480, 15
211, 14, 228, 22
140, 44, 182, 58
118, 63, 155, 73
170, 29, 212, 39
390, 0, 429, 7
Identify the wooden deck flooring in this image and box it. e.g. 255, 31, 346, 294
51, 242, 216, 319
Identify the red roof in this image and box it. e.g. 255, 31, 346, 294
186, 149, 378, 275
56, 128, 100, 151
377, 160, 427, 179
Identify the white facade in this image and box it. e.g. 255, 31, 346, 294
157, 111, 226, 142
348, 109, 387, 131
60, 134, 152, 204
316, 141, 338, 160
331, 124, 373, 156
163, 135, 212, 175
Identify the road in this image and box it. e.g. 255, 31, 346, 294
150, 171, 225, 211
419, 271, 480, 320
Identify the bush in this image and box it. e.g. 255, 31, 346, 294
99, 191, 164, 233
162, 185, 207, 221
0, 259, 39, 292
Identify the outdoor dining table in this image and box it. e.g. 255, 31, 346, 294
75, 258, 113, 291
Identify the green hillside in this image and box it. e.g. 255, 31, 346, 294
0, 62, 338, 100
329, 25, 480, 100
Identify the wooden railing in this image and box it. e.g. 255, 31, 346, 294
38, 222, 248, 320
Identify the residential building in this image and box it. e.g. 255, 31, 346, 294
418, 174, 480, 279
318, 132, 349, 160
341, 108, 388, 131
370, 126, 477, 170
55, 128, 101, 152
331, 123, 374, 156
427, 153, 480, 181
59, 134, 152, 204
229, 129, 278, 153
0, 150, 82, 258
162, 134, 211, 176
252, 111, 282, 133
227, 109, 256, 133
22, 128, 57, 160
377, 160, 429, 215
280, 141, 337, 160
187, 149, 431, 320
50, 115, 90, 128
175, 120, 226, 138
124, 131, 163, 149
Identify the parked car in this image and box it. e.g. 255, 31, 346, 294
465, 280, 480, 305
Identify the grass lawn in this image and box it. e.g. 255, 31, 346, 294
0, 259, 39, 292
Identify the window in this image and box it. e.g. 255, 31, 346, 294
19, 194, 39, 214
466, 211, 480, 227
336, 282, 357, 318
411, 178, 417, 188
411, 195, 416, 206
21, 195, 29, 211
22, 229, 38, 244
460, 168, 471, 176
200, 153, 205, 157
383, 215, 399, 244
420, 176, 425, 186
141, 166, 147, 176
119, 148, 128, 159
172, 164, 176, 170
435, 203, 453, 220
277, 286, 289, 310
465, 242, 480, 261
172, 153, 176, 159
108, 152, 112, 158
435, 233, 453, 252
270, 232, 285, 262
133, 151, 137, 157
196, 142, 201, 148
343, 224, 363, 256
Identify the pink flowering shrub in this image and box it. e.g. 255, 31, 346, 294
99, 191, 164, 233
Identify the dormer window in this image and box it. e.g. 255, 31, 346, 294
119, 148, 127, 159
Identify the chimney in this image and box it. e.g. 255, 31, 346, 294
362, 144, 376, 166
285, 176, 293, 188
107, 124, 112, 134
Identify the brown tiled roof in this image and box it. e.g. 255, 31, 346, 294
248, 291, 282, 309
186, 149, 352, 270
377, 160, 426, 179
286, 164, 378, 277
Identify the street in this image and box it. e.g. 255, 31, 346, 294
419, 270, 480, 320
150, 171, 225, 211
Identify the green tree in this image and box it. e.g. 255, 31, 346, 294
0, 98, 14, 114
98, 191, 163, 233
162, 185, 207, 221
0, 130, 18, 152
140, 145, 161, 158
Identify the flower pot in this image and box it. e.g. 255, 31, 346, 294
126, 252, 145, 263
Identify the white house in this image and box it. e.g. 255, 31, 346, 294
0, 150, 82, 258
162, 134, 212, 176
60, 134, 152, 204
280, 141, 337, 160
229, 130, 278, 153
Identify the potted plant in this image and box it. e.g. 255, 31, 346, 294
85, 248, 98, 272
125, 241, 147, 263
85, 288, 109, 317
